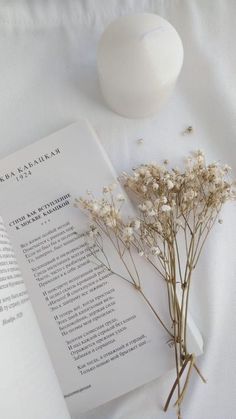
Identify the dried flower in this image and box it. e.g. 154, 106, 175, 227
151, 246, 161, 255
123, 226, 133, 238
77, 151, 235, 419
132, 219, 141, 230
161, 204, 172, 212
116, 194, 125, 202
167, 179, 174, 190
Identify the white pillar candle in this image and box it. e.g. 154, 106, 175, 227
97, 13, 184, 118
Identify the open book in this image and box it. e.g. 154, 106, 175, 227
0, 121, 203, 419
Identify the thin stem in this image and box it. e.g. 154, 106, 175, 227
193, 362, 207, 383
174, 354, 195, 406
169, 242, 182, 418
128, 248, 141, 288
138, 288, 173, 338
174, 235, 183, 284
164, 355, 191, 412
183, 269, 193, 351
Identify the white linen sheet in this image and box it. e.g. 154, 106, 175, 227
0, 1, 235, 418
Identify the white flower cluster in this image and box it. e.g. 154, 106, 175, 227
78, 151, 235, 261
122, 151, 235, 236
76, 197, 122, 229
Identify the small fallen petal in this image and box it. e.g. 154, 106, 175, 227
137, 138, 144, 144
183, 125, 193, 135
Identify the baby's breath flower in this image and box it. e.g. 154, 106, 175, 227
124, 226, 133, 235
153, 221, 163, 233
123, 226, 134, 241
138, 203, 147, 212
106, 217, 117, 228
197, 155, 204, 165
152, 182, 159, 190
139, 167, 146, 176
145, 200, 153, 209
161, 204, 172, 212
151, 246, 161, 255
100, 205, 111, 216
141, 185, 147, 193
148, 209, 157, 216
103, 183, 117, 193
132, 219, 141, 230
116, 194, 125, 202
161, 196, 168, 204
92, 202, 100, 213
223, 164, 231, 173
167, 179, 174, 190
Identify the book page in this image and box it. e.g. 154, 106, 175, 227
0, 121, 202, 417
0, 217, 71, 419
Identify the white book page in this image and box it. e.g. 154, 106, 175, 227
0, 121, 202, 417
0, 218, 71, 419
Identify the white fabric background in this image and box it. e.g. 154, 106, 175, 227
0, 1, 235, 418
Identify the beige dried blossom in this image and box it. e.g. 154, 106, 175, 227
77, 151, 235, 419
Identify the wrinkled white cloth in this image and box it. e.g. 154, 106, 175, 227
0, 1, 235, 419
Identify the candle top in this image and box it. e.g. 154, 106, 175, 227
98, 13, 184, 86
